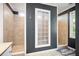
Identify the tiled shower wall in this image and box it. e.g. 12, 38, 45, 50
58, 14, 68, 45
3, 4, 24, 46
58, 20, 68, 45
3, 4, 14, 44
14, 15, 24, 46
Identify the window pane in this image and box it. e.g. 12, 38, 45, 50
70, 11, 75, 38
35, 8, 51, 48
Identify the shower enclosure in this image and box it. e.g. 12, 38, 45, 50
3, 3, 25, 55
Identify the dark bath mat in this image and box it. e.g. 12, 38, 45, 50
57, 46, 75, 56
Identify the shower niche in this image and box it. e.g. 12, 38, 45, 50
35, 8, 51, 48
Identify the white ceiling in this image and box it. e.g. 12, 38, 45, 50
43, 3, 75, 14
9, 3, 26, 14
9, 3, 75, 14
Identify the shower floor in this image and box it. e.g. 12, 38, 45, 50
12, 45, 24, 53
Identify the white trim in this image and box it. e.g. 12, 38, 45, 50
35, 8, 51, 48
57, 6, 58, 48
24, 4, 26, 55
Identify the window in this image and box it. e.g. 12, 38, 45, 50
35, 8, 51, 48
69, 11, 75, 38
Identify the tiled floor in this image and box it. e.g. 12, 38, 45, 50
26, 47, 75, 56
11, 45, 75, 56
26, 49, 62, 56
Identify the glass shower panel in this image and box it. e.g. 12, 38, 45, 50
35, 8, 51, 48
